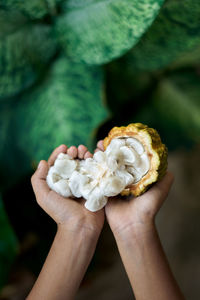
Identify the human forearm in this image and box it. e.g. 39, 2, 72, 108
27, 226, 100, 300
113, 223, 185, 300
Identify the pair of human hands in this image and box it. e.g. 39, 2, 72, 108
31, 142, 174, 238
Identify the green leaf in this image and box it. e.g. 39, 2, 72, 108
0, 101, 28, 189
150, 70, 200, 148
0, 102, 13, 189
169, 45, 200, 70
0, 104, 11, 164
0, 0, 61, 19
0, 194, 18, 288
109, 68, 200, 150
0, 10, 27, 37
12, 56, 108, 168
105, 60, 154, 115
55, 0, 164, 65
0, 17, 57, 99
124, 0, 200, 71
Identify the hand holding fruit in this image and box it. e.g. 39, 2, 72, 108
31, 144, 105, 236
95, 140, 174, 236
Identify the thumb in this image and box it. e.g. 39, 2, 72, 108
152, 171, 174, 199
144, 171, 174, 211
31, 160, 50, 202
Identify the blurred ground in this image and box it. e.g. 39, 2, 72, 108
0, 145, 200, 300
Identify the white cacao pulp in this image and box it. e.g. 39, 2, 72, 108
46, 138, 150, 212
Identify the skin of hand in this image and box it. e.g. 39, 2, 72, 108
31, 144, 105, 235
95, 140, 174, 235
28, 144, 105, 300
95, 141, 185, 300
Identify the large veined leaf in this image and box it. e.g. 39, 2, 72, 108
12, 56, 108, 170
124, 0, 200, 71
0, 194, 18, 288
0, 0, 61, 19
150, 71, 200, 148
0, 17, 57, 99
55, 0, 164, 65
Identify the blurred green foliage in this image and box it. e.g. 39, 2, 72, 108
55, 0, 164, 64
0, 194, 17, 287
0, 0, 200, 288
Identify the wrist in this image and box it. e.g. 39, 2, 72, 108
113, 223, 159, 262
111, 219, 156, 242
57, 222, 101, 245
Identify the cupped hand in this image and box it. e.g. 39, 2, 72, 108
31, 144, 105, 235
95, 140, 174, 235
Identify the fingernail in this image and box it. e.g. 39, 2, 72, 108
37, 161, 42, 169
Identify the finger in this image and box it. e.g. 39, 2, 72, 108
147, 171, 174, 203
67, 146, 78, 158
84, 151, 93, 159
97, 140, 104, 151
31, 160, 50, 201
48, 144, 67, 166
154, 171, 174, 197
78, 145, 88, 159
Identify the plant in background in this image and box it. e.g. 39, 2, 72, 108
0, 0, 200, 288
